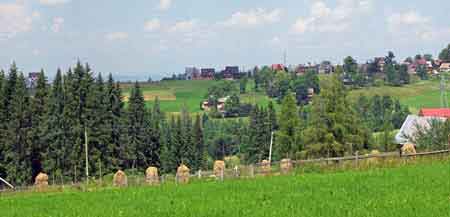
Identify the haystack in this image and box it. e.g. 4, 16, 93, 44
401, 143, 417, 155
177, 164, 190, 184
34, 172, 49, 191
113, 170, 128, 187
213, 160, 225, 178
260, 160, 271, 176
145, 167, 160, 185
280, 159, 293, 174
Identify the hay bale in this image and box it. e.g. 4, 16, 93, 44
213, 160, 225, 178
260, 160, 271, 176
176, 164, 190, 184
280, 159, 293, 174
34, 172, 48, 191
113, 170, 128, 187
145, 167, 160, 185
402, 143, 417, 155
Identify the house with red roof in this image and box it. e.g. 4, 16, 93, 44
418, 108, 450, 118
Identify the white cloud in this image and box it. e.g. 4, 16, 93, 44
105, 32, 129, 41
0, 2, 37, 39
144, 18, 161, 32
39, 0, 70, 6
388, 11, 430, 27
51, 17, 64, 33
291, 0, 372, 34
386, 11, 441, 41
158, 0, 172, 11
221, 8, 282, 28
169, 20, 196, 32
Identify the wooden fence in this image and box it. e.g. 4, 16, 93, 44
1, 149, 449, 193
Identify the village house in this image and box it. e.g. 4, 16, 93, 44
440, 63, 450, 73
185, 67, 200, 80
271, 64, 285, 71
201, 96, 229, 112
395, 115, 446, 144
200, 68, 215, 80
27, 72, 40, 88
222, 66, 239, 80
419, 108, 450, 118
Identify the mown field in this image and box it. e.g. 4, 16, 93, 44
2, 158, 450, 217
121, 79, 272, 113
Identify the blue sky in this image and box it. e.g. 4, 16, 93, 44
1, 0, 449, 80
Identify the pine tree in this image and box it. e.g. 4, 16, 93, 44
276, 92, 301, 158
5, 73, 32, 185
192, 114, 205, 170
29, 70, 49, 180
127, 81, 146, 169
45, 69, 66, 182
86, 73, 109, 177
105, 74, 127, 171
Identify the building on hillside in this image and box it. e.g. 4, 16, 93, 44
200, 68, 215, 80
440, 63, 450, 73
374, 57, 385, 72
185, 67, 200, 80
419, 108, 450, 118
201, 96, 229, 112
222, 66, 239, 80
27, 72, 40, 88
395, 115, 446, 144
271, 64, 285, 71
318, 61, 333, 74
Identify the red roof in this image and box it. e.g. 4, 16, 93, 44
419, 108, 450, 118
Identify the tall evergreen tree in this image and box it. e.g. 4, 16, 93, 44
45, 69, 66, 181
29, 70, 49, 180
276, 92, 301, 158
127, 81, 146, 169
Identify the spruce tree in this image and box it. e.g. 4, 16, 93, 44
127, 81, 146, 169
45, 69, 66, 182
192, 114, 205, 170
29, 70, 49, 180
5, 73, 32, 185
276, 92, 301, 158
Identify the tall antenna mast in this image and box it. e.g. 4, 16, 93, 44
440, 73, 448, 108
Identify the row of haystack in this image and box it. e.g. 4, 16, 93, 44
35, 159, 296, 190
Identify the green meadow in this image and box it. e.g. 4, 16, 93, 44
2, 157, 450, 217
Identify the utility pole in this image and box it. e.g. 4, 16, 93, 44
84, 126, 89, 185
269, 131, 274, 163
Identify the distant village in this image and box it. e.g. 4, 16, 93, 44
161, 56, 450, 82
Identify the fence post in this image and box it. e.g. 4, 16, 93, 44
234, 166, 239, 178
198, 170, 202, 179
220, 168, 224, 182
250, 165, 254, 178
355, 151, 359, 168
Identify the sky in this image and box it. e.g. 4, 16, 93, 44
1, 0, 450, 80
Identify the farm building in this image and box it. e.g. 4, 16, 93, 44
395, 115, 446, 144
418, 108, 450, 118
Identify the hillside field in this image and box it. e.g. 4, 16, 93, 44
121, 80, 273, 113
2, 158, 450, 217
121, 78, 447, 114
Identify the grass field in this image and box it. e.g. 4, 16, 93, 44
121, 77, 449, 114
349, 79, 446, 113
121, 79, 274, 113
2, 158, 450, 217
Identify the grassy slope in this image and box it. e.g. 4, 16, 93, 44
2, 159, 450, 217
121, 77, 447, 114
349, 79, 444, 113
122, 79, 274, 113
